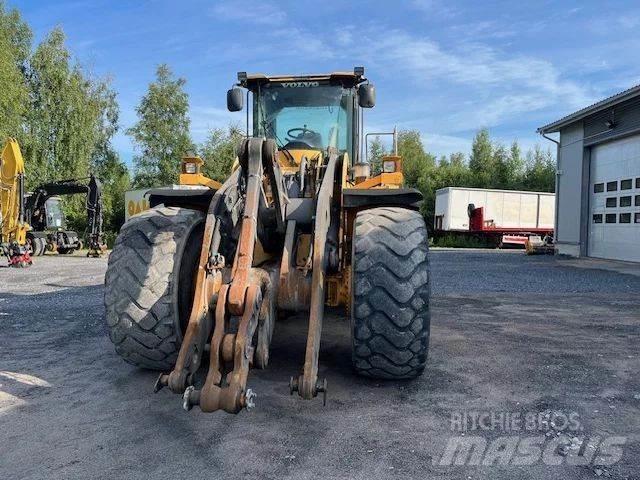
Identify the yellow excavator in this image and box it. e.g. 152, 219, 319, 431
0, 139, 32, 267
104, 68, 431, 414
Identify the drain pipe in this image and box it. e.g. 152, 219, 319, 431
539, 130, 561, 247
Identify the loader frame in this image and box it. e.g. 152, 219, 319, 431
142, 69, 425, 413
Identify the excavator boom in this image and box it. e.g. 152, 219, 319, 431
0, 139, 32, 267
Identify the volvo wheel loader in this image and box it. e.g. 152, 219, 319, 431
104, 68, 431, 414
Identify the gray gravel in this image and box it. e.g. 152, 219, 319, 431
1, 251, 639, 480
431, 249, 640, 294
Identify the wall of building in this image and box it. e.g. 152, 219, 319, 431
556, 122, 585, 256
555, 95, 640, 258
584, 96, 640, 146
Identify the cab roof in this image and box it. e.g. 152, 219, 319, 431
239, 71, 366, 89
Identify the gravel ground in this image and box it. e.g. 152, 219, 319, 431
1, 250, 639, 479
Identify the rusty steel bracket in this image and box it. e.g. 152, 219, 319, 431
158, 136, 290, 413
185, 284, 263, 413
155, 170, 241, 394
291, 150, 339, 401
227, 138, 264, 316
261, 139, 287, 233
277, 220, 311, 312
252, 267, 278, 369
182, 137, 283, 413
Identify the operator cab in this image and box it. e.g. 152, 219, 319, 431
227, 68, 375, 171
24, 194, 65, 231
44, 197, 65, 229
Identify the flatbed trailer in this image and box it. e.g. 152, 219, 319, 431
433, 187, 555, 248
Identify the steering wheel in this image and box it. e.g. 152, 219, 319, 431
286, 127, 316, 141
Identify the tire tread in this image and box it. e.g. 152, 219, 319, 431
104, 206, 203, 370
351, 207, 430, 379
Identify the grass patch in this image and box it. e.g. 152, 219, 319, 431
431, 233, 495, 248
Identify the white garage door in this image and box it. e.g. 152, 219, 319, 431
589, 134, 640, 262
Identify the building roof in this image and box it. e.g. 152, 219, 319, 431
537, 83, 640, 133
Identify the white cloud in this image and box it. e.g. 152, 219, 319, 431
587, 13, 640, 35
374, 32, 589, 101
347, 29, 595, 132
271, 27, 334, 60
210, 1, 286, 26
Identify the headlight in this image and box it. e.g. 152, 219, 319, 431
353, 162, 371, 179
383, 160, 396, 173
184, 163, 197, 174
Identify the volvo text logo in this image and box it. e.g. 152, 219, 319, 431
281, 81, 319, 88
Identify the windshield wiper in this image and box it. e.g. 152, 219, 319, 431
260, 117, 296, 166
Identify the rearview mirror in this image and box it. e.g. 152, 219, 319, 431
358, 84, 376, 108
227, 87, 244, 112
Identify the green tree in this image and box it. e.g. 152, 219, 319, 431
468, 128, 494, 188
523, 145, 555, 192
127, 64, 194, 187
397, 129, 435, 187
0, 7, 125, 241
439, 152, 471, 188
0, 26, 26, 140
0, 2, 32, 70
507, 141, 524, 188
367, 135, 386, 175
16, 25, 125, 239
0, 2, 31, 140
23, 28, 106, 185
493, 142, 524, 189
199, 124, 244, 182
95, 150, 130, 241
89, 80, 130, 237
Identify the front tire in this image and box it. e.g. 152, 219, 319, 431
36, 237, 46, 256
26, 234, 44, 256
351, 207, 431, 379
104, 206, 204, 370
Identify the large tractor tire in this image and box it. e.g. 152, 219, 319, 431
104, 206, 204, 370
351, 207, 431, 379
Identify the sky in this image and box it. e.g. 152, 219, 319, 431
11, 0, 640, 165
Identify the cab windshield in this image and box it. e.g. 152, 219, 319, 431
45, 197, 64, 229
254, 83, 354, 156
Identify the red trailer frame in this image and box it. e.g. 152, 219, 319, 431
468, 206, 553, 247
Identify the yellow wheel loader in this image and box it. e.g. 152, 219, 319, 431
104, 68, 431, 414
0, 139, 32, 267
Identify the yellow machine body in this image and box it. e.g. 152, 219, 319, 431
0, 139, 29, 246
179, 156, 223, 190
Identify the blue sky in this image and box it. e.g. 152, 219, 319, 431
12, 0, 640, 165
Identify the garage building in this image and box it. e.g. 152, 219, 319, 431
538, 85, 640, 263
